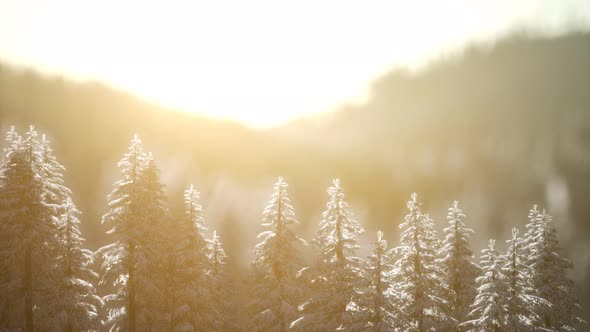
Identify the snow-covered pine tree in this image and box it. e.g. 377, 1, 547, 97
207, 230, 238, 331
0, 126, 62, 332
168, 184, 210, 331
439, 201, 480, 326
29, 133, 99, 331
525, 207, 585, 331
29, 133, 102, 331
133, 156, 170, 331
393, 193, 454, 331
249, 177, 305, 332
293, 179, 365, 331
99, 134, 169, 332
348, 231, 401, 331
462, 239, 508, 331
99, 135, 146, 332
51, 198, 101, 332
502, 228, 541, 331
0, 126, 22, 327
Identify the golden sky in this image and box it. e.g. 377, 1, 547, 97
1, 0, 589, 127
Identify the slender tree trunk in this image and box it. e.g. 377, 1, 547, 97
335, 215, 346, 329
65, 218, 73, 332
65, 314, 73, 332
128, 244, 136, 332
24, 245, 33, 332
129, 153, 137, 332
169, 299, 175, 332
275, 189, 286, 332
374, 249, 382, 327
24, 135, 34, 332
169, 264, 175, 332
413, 227, 423, 332
416, 281, 424, 332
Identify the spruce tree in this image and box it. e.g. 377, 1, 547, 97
525, 207, 585, 331
502, 228, 540, 330
134, 156, 169, 330
393, 193, 453, 331
0, 126, 23, 328
0, 127, 61, 332
439, 201, 480, 326
463, 239, 508, 331
32, 134, 101, 331
99, 135, 168, 332
250, 177, 305, 331
349, 231, 400, 331
293, 179, 365, 331
52, 198, 101, 331
168, 184, 210, 331
208, 231, 238, 331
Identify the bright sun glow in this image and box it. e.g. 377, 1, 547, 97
1, 0, 588, 127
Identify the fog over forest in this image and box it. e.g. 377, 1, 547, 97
1, 29, 590, 325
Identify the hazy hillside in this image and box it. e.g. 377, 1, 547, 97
280, 31, 590, 241
280, 31, 590, 316
1, 30, 590, 317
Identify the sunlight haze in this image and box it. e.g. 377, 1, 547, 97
1, 2, 590, 329
1, 0, 589, 127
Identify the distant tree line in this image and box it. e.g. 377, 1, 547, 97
0, 127, 585, 331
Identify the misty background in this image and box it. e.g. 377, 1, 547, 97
1, 30, 590, 319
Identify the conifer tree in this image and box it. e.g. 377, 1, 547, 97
250, 177, 305, 331
525, 207, 585, 331
134, 156, 169, 330
293, 179, 365, 331
349, 231, 401, 331
502, 228, 541, 330
439, 201, 480, 325
51, 198, 101, 332
1, 127, 100, 331
99, 135, 168, 332
208, 231, 238, 331
168, 184, 210, 331
34, 134, 101, 331
0, 127, 62, 332
393, 193, 454, 331
0, 126, 22, 327
463, 239, 508, 331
